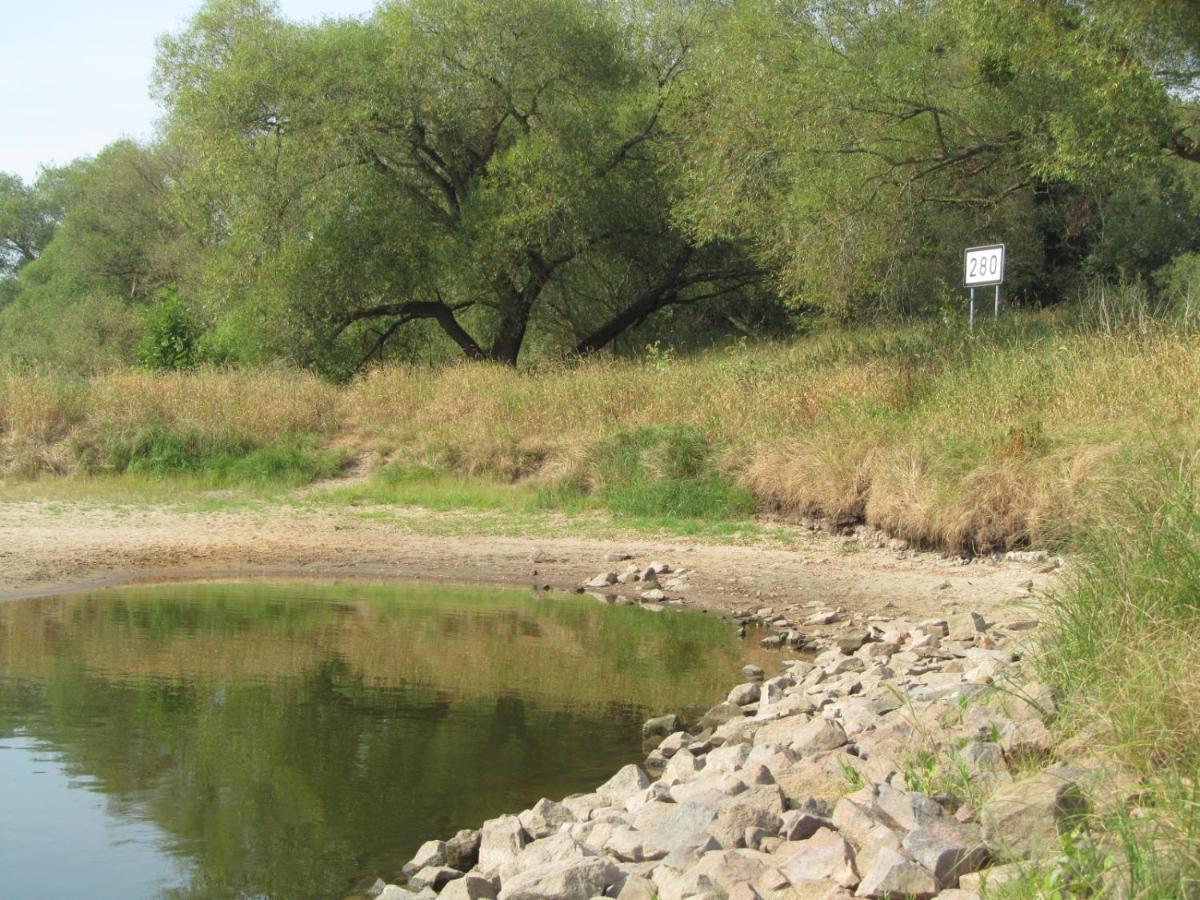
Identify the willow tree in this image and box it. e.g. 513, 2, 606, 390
672, 0, 1176, 314
155, 0, 761, 372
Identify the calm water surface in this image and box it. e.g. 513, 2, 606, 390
0, 580, 756, 899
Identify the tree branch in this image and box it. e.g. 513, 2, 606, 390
333, 299, 484, 360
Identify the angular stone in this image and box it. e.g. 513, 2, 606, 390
498, 856, 618, 900
706, 800, 784, 849
445, 829, 482, 872
517, 798, 575, 840
981, 767, 1088, 860
404, 840, 447, 875
439, 873, 498, 900
498, 833, 596, 885
713, 715, 763, 747
872, 784, 946, 833
775, 827, 858, 888
478, 816, 528, 874
997, 717, 1054, 756
729, 682, 763, 706
946, 612, 988, 641
604, 825, 667, 862
672, 850, 772, 898
663, 747, 705, 783
790, 717, 848, 754
409, 866, 463, 891
958, 861, 1027, 892
377, 887, 422, 900
902, 819, 989, 888
597, 764, 652, 805
956, 741, 1013, 793
698, 701, 746, 732
585, 572, 618, 588
831, 795, 902, 874
780, 805, 834, 841
616, 873, 657, 900
560, 793, 605, 821
631, 800, 720, 865
655, 731, 694, 759
643, 713, 682, 741
706, 741, 752, 774
853, 848, 937, 899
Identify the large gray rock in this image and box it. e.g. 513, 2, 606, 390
632, 800, 720, 866
901, 819, 989, 888
728, 682, 762, 706
946, 612, 988, 642
596, 764, 652, 805
706, 741, 752, 774
616, 873, 658, 900
377, 887, 423, 900
697, 701, 745, 733
872, 784, 946, 833
438, 873, 498, 900
981, 767, 1088, 860
955, 741, 1012, 792
403, 840, 447, 875
780, 797, 834, 841
446, 830, 482, 872
775, 827, 859, 888
831, 795, 902, 874
660, 850, 771, 899
662, 748, 705, 783
499, 833, 593, 883
655, 731, 694, 760
409, 865, 463, 891
705, 799, 784, 850
498, 856, 619, 900
646, 715, 679, 742
478, 816, 529, 874
604, 826, 668, 863
853, 848, 938, 899
790, 718, 848, 754
518, 798, 576, 839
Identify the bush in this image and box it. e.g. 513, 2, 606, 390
136, 289, 202, 370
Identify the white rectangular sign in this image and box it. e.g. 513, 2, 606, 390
964, 244, 1006, 288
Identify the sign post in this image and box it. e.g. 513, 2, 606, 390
963, 244, 1006, 331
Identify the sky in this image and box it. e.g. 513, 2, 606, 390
0, 0, 378, 184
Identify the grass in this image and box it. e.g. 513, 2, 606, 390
1029, 466, 1200, 897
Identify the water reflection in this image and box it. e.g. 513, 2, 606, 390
0, 580, 749, 899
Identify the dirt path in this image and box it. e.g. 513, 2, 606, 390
0, 499, 1057, 623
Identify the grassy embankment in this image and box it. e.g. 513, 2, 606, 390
3, 306, 1200, 892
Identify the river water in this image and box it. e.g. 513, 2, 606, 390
0, 580, 756, 899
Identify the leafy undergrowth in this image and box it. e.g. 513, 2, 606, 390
1027, 467, 1200, 897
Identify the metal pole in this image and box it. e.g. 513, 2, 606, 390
994, 284, 1001, 319
969, 288, 975, 331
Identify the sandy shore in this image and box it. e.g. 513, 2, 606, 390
0, 501, 1055, 623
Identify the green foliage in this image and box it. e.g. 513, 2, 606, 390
149, 0, 761, 373
75, 426, 343, 486
671, 0, 1179, 316
588, 426, 757, 521
136, 289, 203, 370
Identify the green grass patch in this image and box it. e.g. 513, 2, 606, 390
586, 426, 756, 522
72, 427, 344, 488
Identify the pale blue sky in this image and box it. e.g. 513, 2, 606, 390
0, 0, 378, 183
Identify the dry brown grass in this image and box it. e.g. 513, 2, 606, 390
3, 317, 1199, 553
